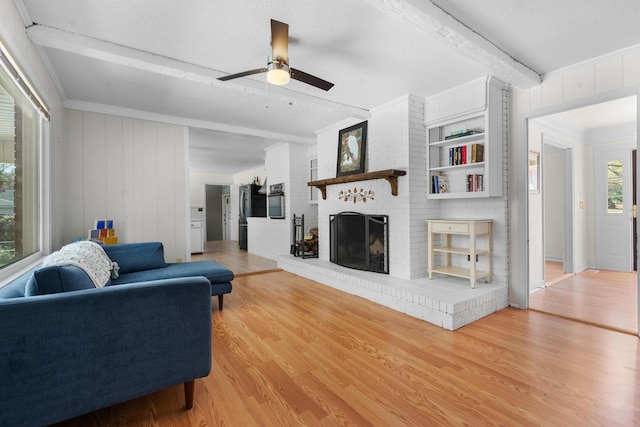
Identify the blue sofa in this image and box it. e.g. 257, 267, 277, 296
102, 242, 234, 310
0, 241, 234, 427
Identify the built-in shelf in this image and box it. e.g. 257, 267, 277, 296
426, 77, 505, 199
307, 169, 407, 200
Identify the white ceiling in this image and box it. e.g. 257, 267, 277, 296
553, 96, 637, 130
13, 0, 640, 174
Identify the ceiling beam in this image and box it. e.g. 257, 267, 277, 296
25, 24, 370, 120
64, 99, 317, 145
362, 0, 541, 89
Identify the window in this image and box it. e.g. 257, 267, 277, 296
0, 43, 44, 269
607, 159, 623, 214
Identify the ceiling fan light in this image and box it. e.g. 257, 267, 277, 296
267, 59, 290, 86
267, 69, 290, 85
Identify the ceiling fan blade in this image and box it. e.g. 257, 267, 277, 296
290, 68, 334, 91
271, 19, 289, 61
217, 68, 267, 81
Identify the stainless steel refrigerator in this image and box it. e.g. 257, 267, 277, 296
238, 184, 266, 249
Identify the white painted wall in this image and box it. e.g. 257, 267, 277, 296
61, 109, 189, 263
544, 149, 565, 262
509, 45, 640, 308
189, 171, 233, 207
234, 165, 266, 187
248, 142, 318, 259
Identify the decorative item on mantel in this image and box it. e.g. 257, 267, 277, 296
338, 188, 375, 203
337, 121, 367, 177
308, 169, 406, 200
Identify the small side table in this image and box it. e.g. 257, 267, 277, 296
426, 219, 492, 288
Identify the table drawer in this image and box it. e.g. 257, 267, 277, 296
431, 222, 469, 233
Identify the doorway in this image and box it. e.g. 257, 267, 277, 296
528, 96, 638, 334
205, 185, 231, 241
542, 139, 574, 286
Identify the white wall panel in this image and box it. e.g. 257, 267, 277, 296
61, 110, 84, 244
156, 123, 177, 256
563, 66, 595, 102
120, 118, 135, 243
540, 74, 564, 107
82, 113, 107, 227
623, 50, 640, 87
595, 57, 623, 94
61, 109, 188, 262
140, 121, 159, 242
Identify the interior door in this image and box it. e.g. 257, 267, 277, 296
594, 146, 633, 272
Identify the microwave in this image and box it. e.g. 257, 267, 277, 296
268, 183, 285, 219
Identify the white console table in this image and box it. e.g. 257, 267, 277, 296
426, 219, 492, 288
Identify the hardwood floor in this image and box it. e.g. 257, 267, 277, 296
531, 267, 638, 334
191, 240, 279, 276
54, 270, 640, 426
543, 260, 573, 286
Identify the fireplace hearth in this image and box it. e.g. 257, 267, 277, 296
330, 212, 388, 274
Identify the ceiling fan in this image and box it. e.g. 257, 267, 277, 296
217, 19, 334, 91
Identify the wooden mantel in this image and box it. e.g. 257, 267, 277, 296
307, 169, 407, 200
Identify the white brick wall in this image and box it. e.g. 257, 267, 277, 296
316, 95, 436, 280
436, 87, 510, 289
314, 89, 508, 286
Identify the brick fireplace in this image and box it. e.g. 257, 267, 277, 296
277, 90, 508, 330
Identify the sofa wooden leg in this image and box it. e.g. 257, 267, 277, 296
184, 380, 195, 410
218, 294, 224, 310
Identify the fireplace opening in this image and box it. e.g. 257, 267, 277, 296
330, 212, 388, 274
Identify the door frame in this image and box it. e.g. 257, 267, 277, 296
516, 89, 639, 336
542, 136, 574, 276
633, 149, 638, 272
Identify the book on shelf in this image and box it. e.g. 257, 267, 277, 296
438, 176, 449, 193
431, 175, 450, 194
444, 129, 482, 140
447, 143, 484, 166
472, 144, 484, 162
466, 174, 485, 192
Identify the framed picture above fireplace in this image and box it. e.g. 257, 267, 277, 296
337, 121, 367, 177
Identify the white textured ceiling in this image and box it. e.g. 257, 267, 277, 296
429, 0, 640, 75
13, 0, 640, 174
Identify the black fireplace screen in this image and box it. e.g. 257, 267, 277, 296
330, 212, 389, 274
